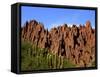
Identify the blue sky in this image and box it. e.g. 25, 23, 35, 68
21, 6, 95, 29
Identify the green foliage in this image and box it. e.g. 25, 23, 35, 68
91, 61, 95, 67
21, 40, 76, 71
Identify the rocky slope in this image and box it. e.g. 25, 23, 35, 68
21, 20, 95, 67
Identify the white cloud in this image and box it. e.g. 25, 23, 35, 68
47, 23, 80, 31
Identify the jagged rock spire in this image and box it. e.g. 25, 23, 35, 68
21, 19, 95, 67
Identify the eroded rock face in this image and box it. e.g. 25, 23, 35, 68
21, 20, 95, 67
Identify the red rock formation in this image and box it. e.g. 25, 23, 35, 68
21, 20, 95, 67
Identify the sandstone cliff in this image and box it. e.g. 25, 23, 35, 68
21, 20, 95, 67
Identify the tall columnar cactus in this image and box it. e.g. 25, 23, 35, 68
21, 41, 76, 71
60, 56, 64, 68
54, 54, 57, 69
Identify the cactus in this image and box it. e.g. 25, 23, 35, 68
21, 40, 76, 71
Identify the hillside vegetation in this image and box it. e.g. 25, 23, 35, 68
21, 40, 76, 71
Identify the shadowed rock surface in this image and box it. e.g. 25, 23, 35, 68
21, 20, 95, 67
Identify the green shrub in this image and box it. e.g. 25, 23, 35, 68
21, 40, 76, 71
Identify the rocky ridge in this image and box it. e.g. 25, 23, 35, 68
21, 20, 95, 67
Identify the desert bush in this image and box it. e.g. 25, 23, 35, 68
21, 40, 76, 71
